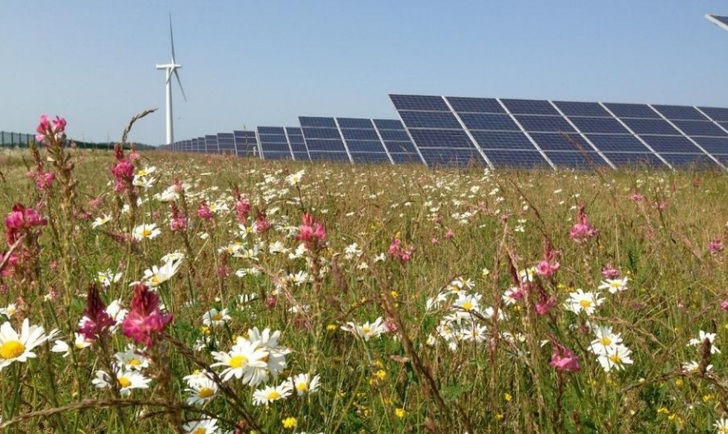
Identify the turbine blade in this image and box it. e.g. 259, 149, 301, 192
174, 69, 187, 102
169, 13, 176, 62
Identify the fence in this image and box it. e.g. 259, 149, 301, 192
0, 132, 33, 147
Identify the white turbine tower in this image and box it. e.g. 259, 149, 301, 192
156, 14, 186, 146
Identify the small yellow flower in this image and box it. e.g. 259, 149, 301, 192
503, 393, 512, 402
327, 324, 338, 331
282, 417, 297, 429
375, 369, 387, 381
657, 407, 670, 415
200, 326, 211, 335
395, 408, 406, 418
390, 291, 398, 299
703, 393, 715, 403
495, 413, 504, 420
675, 378, 683, 387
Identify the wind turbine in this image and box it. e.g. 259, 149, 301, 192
156, 13, 187, 146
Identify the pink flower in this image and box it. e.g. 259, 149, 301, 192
536, 241, 560, 278
630, 192, 644, 202
549, 340, 580, 373
196, 201, 214, 220
121, 283, 172, 346
35, 115, 66, 144
536, 289, 557, 316
78, 283, 115, 341
569, 202, 598, 243
297, 213, 326, 250
720, 300, 728, 311
255, 210, 272, 233
5, 203, 48, 244
601, 264, 620, 279
235, 198, 251, 222
709, 238, 724, 255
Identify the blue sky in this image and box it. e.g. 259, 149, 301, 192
2, 1, 728, 145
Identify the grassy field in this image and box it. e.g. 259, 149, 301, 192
1, 124, 728, 433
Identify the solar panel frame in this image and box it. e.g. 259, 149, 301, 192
670, 120, 728, 137
698, 106, 728, 122
603, 103, 661, 119
553, 101, 612, 117
457, 113, 521, 131
470, 131, 538, 150
620, 118, 682, 135
500, 99, 559, 115
513, 115, 577, 133
390, 94, 449, 111
482, 149, 551, 168
399, 110, 463, 129
651, 105, 708, 121
568, 117, 631, 134
445, 96, 505, 113
373, 119, 406, 130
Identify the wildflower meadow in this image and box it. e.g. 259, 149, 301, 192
2, 114, 728, 433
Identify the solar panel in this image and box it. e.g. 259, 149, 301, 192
545, 151, 610, 169
659, 153, 719, 168
233, 131, 258, 157
257, 126, 293, 160
458, 113, 520, 131
399, 111, 462, 129
337, 118, 374, 129
483, 149, 551, 169
341, 129, 380, 141
553, 101, 611, 117
418, 148, 486, 168
671, 120, 727, 137
373, 119, 406, 130
601, 152, 668, 168
285, 127, 310, 161
335, 117, 393, 164
501, 99, 559, 115
308, 151, 350, 162
514, 115, 576, 133
603, 103, 660, 119
446, 96, 504, 113
706, 14, 728, 31
470, 131, 536, 150
217, 133, 235, 154
691, 137, 728, 154
621, 118, 681, 135
300, 117, 337, 128
585, 134, 652, 153
379, 129, 411, 141
529, 132, 592, 152
651, 105, 708, 121
299, 117, 350, 161
350, 152, 392, 163
638, 135, 703, 154
205, 135, 219, 153
698, 107, 728, 122
569, 117, 630, 134
390, 94, 449, 111
408, 129, 475, 148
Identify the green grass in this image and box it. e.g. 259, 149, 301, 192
1, 143, 728, 433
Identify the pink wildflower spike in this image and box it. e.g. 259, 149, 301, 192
35, 115, 51, 143
169, 202, 187, 232
255, 210, 272, 233
709, 237, 724, 255
122, 283, 172, 347
721, 300, 728, 311
235, 197, 251, 222
297, 212, 326, 250
78, 282, 115, 341
601, 264, 620, 279
549, 339, 580, 373
196, 200, 214, 220
536, 240, 560, 278
569, 202, 598, 243
535, 289, 557, 315
52, 116, 67, 134
5, 203, 48, 245
630, 192, 644, 202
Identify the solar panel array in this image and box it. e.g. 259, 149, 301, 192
162, 94, 728, 171
390, 95, 728, 170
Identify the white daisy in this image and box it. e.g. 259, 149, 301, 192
114, 346, 150, 370
598, 277, 629, 294
341, 317, 388, 341
596, 344, 633, 372
689, 330, 720, 354
289, 373, 321, 396
184, 372, 219, 405
92, 368, 151, 396
91, 214, 112, 229
0, 319, 50, 370
589, 325, 622, 356
210, 337, 269, 384
251, 382, 293, 406
202, 308, 231, 327
565, 289, 604, 316
132, 223, 161, 241
182, 417, 219, 434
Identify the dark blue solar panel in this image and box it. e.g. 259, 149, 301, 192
301, 128, 341, 140
712, 154, 728, 165
262, 152, 294, 161
418, 148, 486, 168
690, 137, 728, 154
286, 127, 303, 135
639, 135, 701, 153
260, 143, 291, 153
553, 101, 611, 117
346, 140, 386, 153
337, 118, 374, 129
545, 151, 610, 169
659, 153, 719, 168
341, 129, 380, 141
305, 139, 347, 152
350, 152, 391, 163
373, 119, 405, 130
601, 152, 668, 168
409, 129, 475, 148
218, 133, 235, 150
300, 117, 337, 128
652, 105, 707, 121
292, 152, 310, 161
384, 141, 418, 154
720, 122, 728, 131
205, 135, 219, 153
446, 97, 504, 113
604, 103, 660, 119
621, 118, 681, 135
234, 130, 257, 139
483, 150, 550, 168
699, 107, 728, 122
390, 152, 424, 164
258, 127, 285, 135
379, 130, 411, 141
514, 115, 576, 133
585, 134, 651, 153
399, 111, 462, 129
530, 132, 592, 152
569, 117, 630, 134
671, 120, 727, 137
501, 99, 559, 115
390, 94, 448, 111
309, 152, 350, 162
458, 113, 520, 131
258, 134, 287, 143
470, 131, 535, 150
708, 15, 728, 26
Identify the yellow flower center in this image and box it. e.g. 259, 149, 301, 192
609, 354, 622, 364
362, 326, 371, 334
267, 391, 281, 401
211, 313, 223, 321
198, 387, 215, 398
192, 428, 207, 434
229, 355, 248, 368
296, 382, 309, 392
128, 359, 141, 367
462, 301, 473, 311
600, 337, 612, 346
0, 340, 25, 359
579, 300, 592, 308
142, 229, 152, 237
151, 276, 161, 285
118, 377, 132, 388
